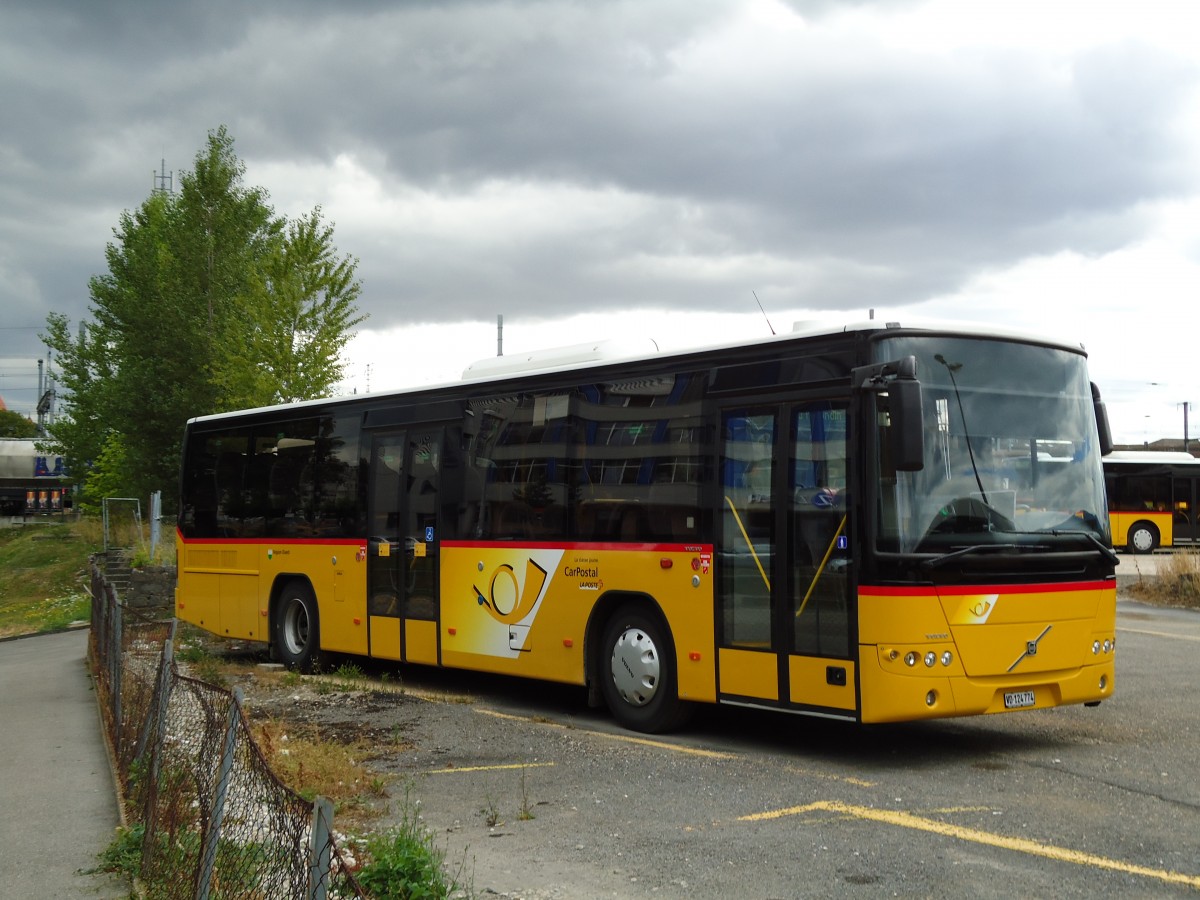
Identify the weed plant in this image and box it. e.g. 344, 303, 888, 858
1127, 549, 1200, 609
356, 785, 471, 899
253, 718, 394, 824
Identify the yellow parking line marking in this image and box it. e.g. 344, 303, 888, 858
783, 766, 876, 788
476, 708, 737, 759
738, 801, 1200, 889
591, 733, 738, 759
425, 762, 556, 775
1119, 627, 1200, 643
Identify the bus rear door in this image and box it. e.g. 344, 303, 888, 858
366, 429, 442, 663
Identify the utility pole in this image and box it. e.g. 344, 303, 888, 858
497, 314, 504, 357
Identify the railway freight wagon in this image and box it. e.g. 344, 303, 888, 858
0, 438, 69, 515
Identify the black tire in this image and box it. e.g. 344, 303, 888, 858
600, 604, 689, 734
1128, 521, 1159, 554
273, 580, 324, 672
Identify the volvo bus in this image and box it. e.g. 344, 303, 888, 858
175, 320, 1118, 732
1104, 450, 1200, 552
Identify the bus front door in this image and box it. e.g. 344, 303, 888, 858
1174, 473, 1200, 545
718, 403, 856, 717
366, 429, 443, 664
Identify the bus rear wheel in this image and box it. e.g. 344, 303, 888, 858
600, 605, 689, 734
1128, 521, 1159, 554
274, 580, 324, 672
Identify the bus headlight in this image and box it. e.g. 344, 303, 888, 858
1103, 639, 1113, 653
1093, 640, 1100, 655
924, 651, 936, 668
904, 652, 917, 667
941, 651, 953, 667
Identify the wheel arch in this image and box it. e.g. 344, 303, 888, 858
1126, 520, 1160, 554
584, 590, 671, 704
268, 572, 316, 627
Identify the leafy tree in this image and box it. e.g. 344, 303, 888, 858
215, 208, 364, 407
42, 127, 365, 508
0, 409, 38, 438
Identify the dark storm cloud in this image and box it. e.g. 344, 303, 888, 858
1, 0, 1197, 409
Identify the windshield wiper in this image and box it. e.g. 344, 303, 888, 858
934, 353, 989, 504
1040, 530, 1119, 565
919, 543, 1031, 570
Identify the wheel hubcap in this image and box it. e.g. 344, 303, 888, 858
610, 626, 660, 707
283, 600, 309, 655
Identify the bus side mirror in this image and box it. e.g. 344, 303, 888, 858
889, 377, 925, 471
1092, 382, 1113, 457
853, 356, 925, 472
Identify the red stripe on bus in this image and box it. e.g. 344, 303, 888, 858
441, 540, 714, 553
175, 532, 713, 554
860, 581, 1113, 596
177, 534, 365, 547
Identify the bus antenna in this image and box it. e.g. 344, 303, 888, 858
753, 291, 775, 335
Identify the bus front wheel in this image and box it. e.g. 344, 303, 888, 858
600, 605, 688, 734
1128, 521, 1159, 554
274, 580, 324, 672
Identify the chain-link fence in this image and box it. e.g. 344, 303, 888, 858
89, 559, 366, 899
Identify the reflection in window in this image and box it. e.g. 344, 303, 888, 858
180, 414, 362, 539
791, 403, 850, 658
462, 374, 706, 542
874, 336, 1108, 553
721, 411, 775, 649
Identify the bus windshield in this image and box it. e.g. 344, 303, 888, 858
873, 335, 1109, 555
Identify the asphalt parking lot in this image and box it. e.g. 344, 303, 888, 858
244, 579, 1200, 900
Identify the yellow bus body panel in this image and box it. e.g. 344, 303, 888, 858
369, 616, 402, 661
405, 618, 439, 665
858, 581, 1116, 722
177, 528, 1115, 726
789, 656, 857, 711
176, 535, 369, 656
1109, 510, 1173, 548
439, 543, 717, 702
718, 648, 779, 701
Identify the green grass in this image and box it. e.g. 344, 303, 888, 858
0, 522, 100, 638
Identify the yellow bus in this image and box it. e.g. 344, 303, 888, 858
1104, 450, 1200, 553
176, 320, 1118, 732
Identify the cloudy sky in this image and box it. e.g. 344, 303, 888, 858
1, 0, 1198, 444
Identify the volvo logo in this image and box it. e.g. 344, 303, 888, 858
1007, 625, 1052, 673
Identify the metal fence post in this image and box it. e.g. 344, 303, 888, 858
195, 686, 243, 900
138, 626, 173, 876
90, 561, 105, 672
136, 619, 176, 762
307, 796, 335, 900
110, 586, 122, 749
149, 490, 161, 560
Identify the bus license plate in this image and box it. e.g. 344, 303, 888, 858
1004, 690, 1036, 709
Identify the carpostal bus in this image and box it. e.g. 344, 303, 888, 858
1103, 450, 1200, 553
175, 320, 1118, 733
